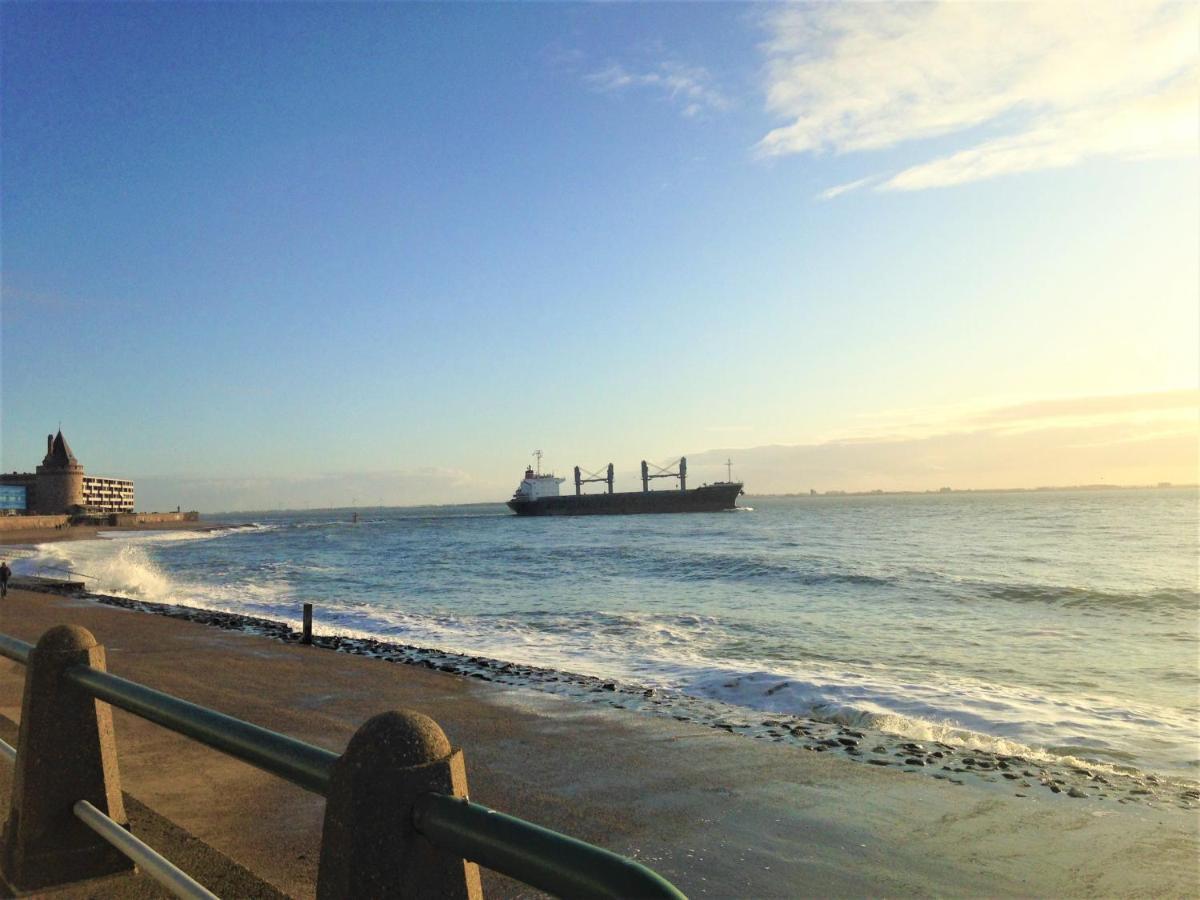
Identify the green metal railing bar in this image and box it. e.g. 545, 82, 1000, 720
74, 800, 219, 900
0, 632, 688, 898
64, 665, 338, 795
414, 793, 687, 900
0, 635, 32, 665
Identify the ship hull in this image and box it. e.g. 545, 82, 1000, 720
507, 483, 743, 516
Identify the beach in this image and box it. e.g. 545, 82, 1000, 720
1, 584, 1196, 898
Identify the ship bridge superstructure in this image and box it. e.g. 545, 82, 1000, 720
511, 451, 565, 502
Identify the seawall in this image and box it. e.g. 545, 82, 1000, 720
0, 515, 69, 532
108, 511, 200, 526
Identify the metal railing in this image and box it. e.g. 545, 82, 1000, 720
65, 665, 338, 794
0, 634, 30, 666
416, 793, 686, 899
73, 799, 219, 900
0, 734, 216, 899
0, 628, 686, 899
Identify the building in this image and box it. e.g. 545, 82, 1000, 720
0, 430, 135, 515
0, 484, 28, 512
82, 476, 136, 512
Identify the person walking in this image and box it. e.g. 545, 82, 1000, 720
0, 560, 11, 599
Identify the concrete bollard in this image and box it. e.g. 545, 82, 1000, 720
302, 603, 313, 645
316, 710, 483, 900
2, 625, 134, 891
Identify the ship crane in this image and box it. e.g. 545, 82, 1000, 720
574, 463, 615, 495
641, 457, 687, 492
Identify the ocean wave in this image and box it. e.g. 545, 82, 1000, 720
973, 581, 1199, 612
15, 531, 286, 611
496, 543, 897, 589
17, 502, 1199, 780
679, 667, 1198, 774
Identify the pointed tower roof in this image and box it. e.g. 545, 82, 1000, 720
42, 430, 78, 467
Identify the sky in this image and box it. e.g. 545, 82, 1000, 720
1, 2, 1197, 511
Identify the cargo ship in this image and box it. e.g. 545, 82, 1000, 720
506, 453, 744, 516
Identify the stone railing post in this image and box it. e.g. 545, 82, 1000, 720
2, 625, 134, 891
317, 710, 482, 899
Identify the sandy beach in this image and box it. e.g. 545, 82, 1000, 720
0, 584, 1196, 898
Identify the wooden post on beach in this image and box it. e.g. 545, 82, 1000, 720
2, 625, 134, 891
316, 710, 482, 900
302, 603, 313, 645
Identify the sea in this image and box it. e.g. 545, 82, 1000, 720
10, 489, 1199, 781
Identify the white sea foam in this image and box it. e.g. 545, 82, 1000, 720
16, 497, 1199, 780
16, 527, 277, 608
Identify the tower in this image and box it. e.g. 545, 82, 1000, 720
34, 430, 85, 513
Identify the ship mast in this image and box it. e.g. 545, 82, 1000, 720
725, 458, 733, 482
533, 449, 543, 475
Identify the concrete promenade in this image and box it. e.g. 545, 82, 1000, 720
0, 588, 1196, 898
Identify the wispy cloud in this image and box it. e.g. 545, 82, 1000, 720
818, 174, 878, 200
755, 2, 1199, 193
972, 389, 1200, 425
691, 390, 1199, 492
835, 389, 1199, 442
588, 61, 729, 118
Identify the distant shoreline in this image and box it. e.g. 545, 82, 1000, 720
747, 483, 1198, 499
212, 482, 1198, 514
5, 481, 1191, 522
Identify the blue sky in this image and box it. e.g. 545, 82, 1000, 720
2, 2, 1196, 510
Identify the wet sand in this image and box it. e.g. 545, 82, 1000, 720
0, 588, 1196, 898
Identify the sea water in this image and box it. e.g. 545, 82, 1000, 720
12, 489, 1199, 779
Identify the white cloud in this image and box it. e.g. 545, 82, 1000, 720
818, 174, 878, 200
757, 2, 1199, 191
588, 61, 729, 117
